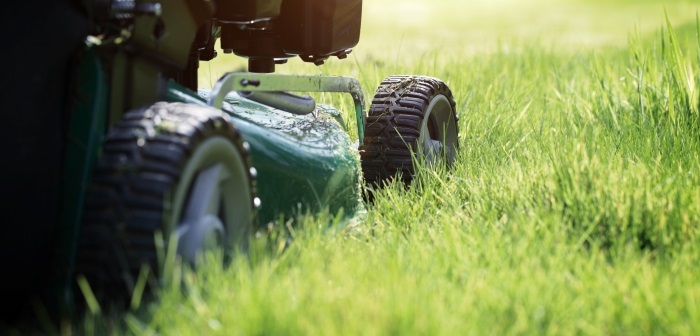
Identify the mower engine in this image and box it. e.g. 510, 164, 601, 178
214, 0, 362, 72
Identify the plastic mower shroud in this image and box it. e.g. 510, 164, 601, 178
0, 0, 459, 318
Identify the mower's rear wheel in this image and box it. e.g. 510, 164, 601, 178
360, 76, 459, 192
75, 102, 258, 302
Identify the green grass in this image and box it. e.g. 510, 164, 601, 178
39, 0, 700, 334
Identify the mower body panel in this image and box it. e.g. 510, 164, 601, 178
167, 83, 362, 224
55, 48, 110, 305
60, 48, 363, 234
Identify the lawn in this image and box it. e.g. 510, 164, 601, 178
49, 0, 700, 334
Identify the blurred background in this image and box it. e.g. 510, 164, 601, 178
361, 0, 699, 52
199, 0, 700, 87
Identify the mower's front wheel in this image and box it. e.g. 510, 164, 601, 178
75, 102, 258, 301
360, 76, 459, 192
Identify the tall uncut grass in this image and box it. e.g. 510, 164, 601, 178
18, 1, 699, 335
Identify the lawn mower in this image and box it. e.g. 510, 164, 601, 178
0, 0, 459, 317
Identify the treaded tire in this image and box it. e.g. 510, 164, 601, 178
360, 76, 459, 190
75, 102, 257, 302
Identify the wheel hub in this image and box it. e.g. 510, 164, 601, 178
176, 215, 225, 263
175, 163, 230, 264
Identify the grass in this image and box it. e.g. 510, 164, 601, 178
17, 0, 700, 334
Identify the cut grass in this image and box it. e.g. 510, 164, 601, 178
38, 0, 700, 335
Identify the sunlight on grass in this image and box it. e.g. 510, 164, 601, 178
63, 0, 700, 334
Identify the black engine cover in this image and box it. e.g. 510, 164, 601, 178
217, 0, 362, 69
214, 0, 283, 22
280, 0, 362, 58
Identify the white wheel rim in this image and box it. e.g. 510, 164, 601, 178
170, 137, 253, 263
419, 94, 458, 165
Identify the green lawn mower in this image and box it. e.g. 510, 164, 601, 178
1, 0, 458, 317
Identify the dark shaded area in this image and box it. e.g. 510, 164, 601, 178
0, 0, 87, 321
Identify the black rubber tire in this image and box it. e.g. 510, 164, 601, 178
360, 76, 459, 190
75, 102, 257, 302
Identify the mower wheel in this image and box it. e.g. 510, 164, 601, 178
360, 76, 459, 191
75, 102, 258, 301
